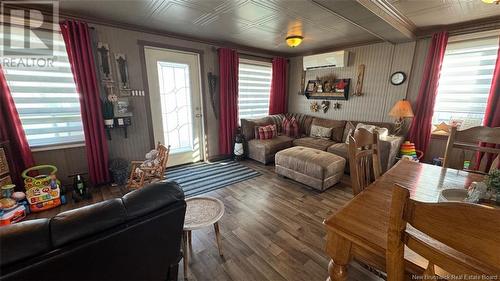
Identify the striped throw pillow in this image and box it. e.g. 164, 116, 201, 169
258, 124, 277, 140
283, 117, 300, 138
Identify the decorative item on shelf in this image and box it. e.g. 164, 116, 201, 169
102, 97, 115, 128
432, 122, 452, 134
97, 42, 113, 82
353, 64, 365, 96
69, 173, 91, 203
233, 128, 245, 161
388, 99, 414, 135
113, 98, 132, 117
320, 101, 330, 113
22, 165, 64, 213
115, 53, 131, 91
207, 72, 218, 119
390, 71, 407, 86
333, 102, 341, 110
310, 101, 319, 112
285, 35, 303, 48
305, 78, 350, 100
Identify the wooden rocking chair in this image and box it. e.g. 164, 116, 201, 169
127, 142, 170, 189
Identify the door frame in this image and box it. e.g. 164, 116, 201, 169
138, 40, 207, 163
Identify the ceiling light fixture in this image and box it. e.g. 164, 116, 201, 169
286, 35, 304, 48
482, 0, 499, 4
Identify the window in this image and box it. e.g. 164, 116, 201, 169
238, 60, 272, 120
432, 36, 499, 130
1, 27, 84, 148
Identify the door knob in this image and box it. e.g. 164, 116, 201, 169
195, 113, 202, 118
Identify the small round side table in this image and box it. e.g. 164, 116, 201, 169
183, 196, 225, 278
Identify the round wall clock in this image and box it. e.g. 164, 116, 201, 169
390, 71, 406, 85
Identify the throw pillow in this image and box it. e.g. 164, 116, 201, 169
282, 117, 300, 138
258, 124, 277, 140
310, 125, 333, 139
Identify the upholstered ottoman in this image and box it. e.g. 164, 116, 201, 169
275, 146, 346, 191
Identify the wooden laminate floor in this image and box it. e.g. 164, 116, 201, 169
28, 160, 382, 281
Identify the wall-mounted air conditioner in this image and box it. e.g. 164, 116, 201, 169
303, 50, 349, 70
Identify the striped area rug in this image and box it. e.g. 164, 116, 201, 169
165, 160, 260, 197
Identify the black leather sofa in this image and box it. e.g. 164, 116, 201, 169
0, 182, 186, 281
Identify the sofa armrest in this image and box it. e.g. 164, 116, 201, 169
379, 136, 404, 171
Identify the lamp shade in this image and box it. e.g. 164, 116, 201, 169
286, 35, 303, 48
389, 99, 414, 118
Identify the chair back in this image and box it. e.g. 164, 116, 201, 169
154, 142, 170, 179
348, 128, 382, 195
443, 126, 500, 173
386, 184, 500, 280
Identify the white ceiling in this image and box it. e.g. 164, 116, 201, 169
57, 0, 500, 55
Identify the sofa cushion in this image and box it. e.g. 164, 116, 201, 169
0, 218, 50, 267
50, 198, 127, 248
311, 118, 346, 142
122, 181, 185, 220
293, 137, 336, 151
327, 143, 349, 160
247, 135, 293, 164
286, 113, 313, 136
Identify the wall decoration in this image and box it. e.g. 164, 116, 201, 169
310, 101, 319, 112
321, 101, 330, 113
390, 71, 406, 85
333, 102, 341, 110
353, 64, 365, 96
115, 53, 131, 91
299, 70, 306, 95
207, 72, 218, 119
97, 42, 113, 82
305, 78, 350, 100
432, 122, 451, 133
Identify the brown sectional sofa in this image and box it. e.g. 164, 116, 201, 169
241, 113, 406, 173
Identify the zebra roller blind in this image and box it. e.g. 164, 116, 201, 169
1, 26, 84, 148
238, 60, 272, 121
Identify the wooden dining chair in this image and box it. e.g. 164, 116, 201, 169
387, 184, 500, 281
127, 142, 171, 189
443, 126, 500, 173
348, 128, 382, 195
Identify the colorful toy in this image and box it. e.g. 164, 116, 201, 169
1, 184, 15, 198
400, 141, 418, 160
0, 198, 26, 225
23, 165, 63, 212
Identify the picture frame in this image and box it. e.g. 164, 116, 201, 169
113, 98, 132, 117
305, 80, 319, 94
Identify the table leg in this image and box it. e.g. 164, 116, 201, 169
182, 230, 188, 279
214, 222, 223, 256
327, 236, 352, 281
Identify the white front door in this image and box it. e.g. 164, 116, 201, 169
144, 47, 204, 167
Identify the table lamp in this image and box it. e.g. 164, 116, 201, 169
389, 99, 414, 135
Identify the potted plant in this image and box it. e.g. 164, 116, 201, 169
484, 169, 500, 202
102, 98, 114, 128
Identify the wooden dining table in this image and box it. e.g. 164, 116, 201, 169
323, 160, 485, 281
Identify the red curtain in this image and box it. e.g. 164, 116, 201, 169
269, 57, 288, 115
61, 20, 110, 185
408, 31, 449, 154
218, 48, 239, 155
0, 66, 35, 187
476, 43, 500, 170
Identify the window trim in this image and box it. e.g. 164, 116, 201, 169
30, 142, 86, 153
